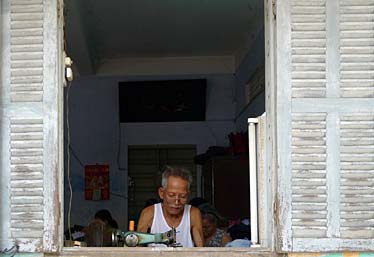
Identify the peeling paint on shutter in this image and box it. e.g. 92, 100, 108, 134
340, 114, 374, 239
277, 0, 374, 252
10, 0, 43, 102
10, 119, 44, 246
339, 0, 374, 242
291, 0, 327, 98
291, 113, 327, 238
8, 0, 45, 252
4, 0, 62, 252
340, 0, 374, 98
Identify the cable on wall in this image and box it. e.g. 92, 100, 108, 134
117, 120, 126, 171
65, 141, 84, 168
66, 81, 73, 240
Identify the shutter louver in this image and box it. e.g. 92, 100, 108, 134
339, 0, 374, 241
340, 114, 374, 239
6, 0, 47, 252
291, 0, 326, 98
291, 113, 327, 238
278, 0, 374, 252
10, 0, 43, 102
3, 0, 63, 253
340, 0, 374, 98
10, 119, 44, 243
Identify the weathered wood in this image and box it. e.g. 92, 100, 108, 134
4, 0, 46, 252
278, 0, 374, 252
10, 0, 43, 104
340, 0, 374, 98
54, 248, 277, 257
290, 113, 328, 239
9, 118, 44, 251
290, 0, 327, 98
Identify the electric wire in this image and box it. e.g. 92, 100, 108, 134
67, 143, 84, 168
66, 81, 73, 240
110, 192, 126, 198
69, 140, 125, 199
117, 120, 126, 171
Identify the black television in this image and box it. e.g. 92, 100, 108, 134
119, 79, 206, 122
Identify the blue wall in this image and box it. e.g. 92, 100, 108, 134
234, 28, 266, 131
63, 30, 266, 232
64, 74, 237, 230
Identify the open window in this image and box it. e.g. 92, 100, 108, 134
2, 0, 374, 254
62, 0, 272, 252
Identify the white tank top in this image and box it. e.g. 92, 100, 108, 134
150, 203, 194, 247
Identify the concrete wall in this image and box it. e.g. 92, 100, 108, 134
63, 30, 266, 234
64, 74, 236, 230
234, 28, 266, 131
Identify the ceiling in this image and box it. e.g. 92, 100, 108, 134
64, 0, 264, 76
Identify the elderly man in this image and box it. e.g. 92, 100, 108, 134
137, 166, 203, 247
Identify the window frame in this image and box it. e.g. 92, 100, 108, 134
56, 0, 277, 253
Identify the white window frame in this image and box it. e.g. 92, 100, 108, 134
55, 0, 278, 255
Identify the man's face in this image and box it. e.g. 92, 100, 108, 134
159, 176, 189, 216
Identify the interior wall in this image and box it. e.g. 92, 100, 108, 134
64, 74, 236, 230
234, 28, 266, 131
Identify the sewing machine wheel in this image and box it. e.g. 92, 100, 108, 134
124, 233, 139, 247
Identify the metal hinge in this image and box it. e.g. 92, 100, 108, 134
272, 0, 276, 20
273, 195, 278, 223
57, 0, 62, 19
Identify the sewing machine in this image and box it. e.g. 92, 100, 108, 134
112, 227, 181, 247
82, 219, 180, 247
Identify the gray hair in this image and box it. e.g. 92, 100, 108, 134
161, 165, 193, 190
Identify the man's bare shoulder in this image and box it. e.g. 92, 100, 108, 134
190, 205, 200, 214
137, 205, 155, 232
189, 206, 202, 222
189, 205, 203, 247
142, 205, 155, 216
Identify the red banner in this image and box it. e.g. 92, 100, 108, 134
85, 164, 110, 200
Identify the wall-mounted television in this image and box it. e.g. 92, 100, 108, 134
119, 79, 206, 122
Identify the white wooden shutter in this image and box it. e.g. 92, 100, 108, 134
339, 0, 374, 242
0, 0, 62, 252
277, 0, 374, 252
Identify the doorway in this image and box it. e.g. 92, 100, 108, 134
127, 145, 197, 227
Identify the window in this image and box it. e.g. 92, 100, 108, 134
61, 0, 272, 253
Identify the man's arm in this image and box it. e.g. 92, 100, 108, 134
190, 206, 204, 247
137, 205, 154, 233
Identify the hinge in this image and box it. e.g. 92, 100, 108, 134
273, 197, 278, 217
272, 0, 276, 20
57, 0, 63, 19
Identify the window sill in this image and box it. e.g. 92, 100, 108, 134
55, 246, 274, 257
